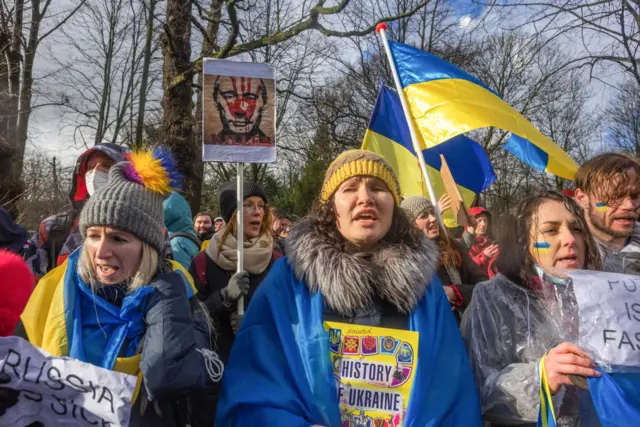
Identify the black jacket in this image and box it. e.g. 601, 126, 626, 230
437, 240, 488, 321
0, 207, 28, 254
323, 296, 410, 330
187, 251, 278, 424
189, 252, 278, 363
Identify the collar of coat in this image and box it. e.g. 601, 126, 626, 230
286, 217, 439, 316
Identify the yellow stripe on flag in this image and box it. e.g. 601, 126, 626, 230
403, 79, 577, 180
363, 129, 475, 228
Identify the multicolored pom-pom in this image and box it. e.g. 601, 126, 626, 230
123, 146, 183, 194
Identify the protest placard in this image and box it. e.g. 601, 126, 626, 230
0, 337, 137, 427
202, 58, 276, 163
324, 322, 419, 427
439, 155, 472, 227
569, 270, 640, 367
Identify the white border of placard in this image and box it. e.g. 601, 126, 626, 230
202, 58, 276, 164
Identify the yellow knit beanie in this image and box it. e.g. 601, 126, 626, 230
320, 150, 401, 205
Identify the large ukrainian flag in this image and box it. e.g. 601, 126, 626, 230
388, 41, 578, 180
362, 86, 495, 227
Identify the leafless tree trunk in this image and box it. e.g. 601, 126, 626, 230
495, 0, 640, 87
0, 0, 86, 215
49, 0, 149, 147
164, 0, 431, 212
162, 0, 196, 204
606, 79, 640, 156
135, 0, 158, 148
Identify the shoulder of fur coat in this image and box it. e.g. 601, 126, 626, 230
285, 217, 439, 316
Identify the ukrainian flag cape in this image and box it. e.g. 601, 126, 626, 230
21, 248, 197, 401
539, 362, 640, 427
215, 259, 482, 426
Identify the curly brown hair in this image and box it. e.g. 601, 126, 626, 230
495, 190, 601, 286
308, 197, 424, 251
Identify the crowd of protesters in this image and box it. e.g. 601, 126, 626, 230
0, 144, 639, 426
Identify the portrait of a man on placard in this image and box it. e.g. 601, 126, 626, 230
204, 75, 275, 147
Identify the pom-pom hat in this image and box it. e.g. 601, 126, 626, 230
320, 150, 401, 206
80, 147, 182, 253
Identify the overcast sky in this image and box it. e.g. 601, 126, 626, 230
27, 0, 623, 166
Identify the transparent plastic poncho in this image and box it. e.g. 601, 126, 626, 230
460, 267, 640, 427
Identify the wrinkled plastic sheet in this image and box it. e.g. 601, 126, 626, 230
461, 267, 640, 425
536, 267, 640, 370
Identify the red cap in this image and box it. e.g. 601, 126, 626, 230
561, 189, 575, 198
469, 207, 489, 217
0, 250, 34, 336
376, 23, 388, 33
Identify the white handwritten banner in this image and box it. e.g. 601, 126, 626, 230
570, 270, 640, 367
0, 336, 137, 427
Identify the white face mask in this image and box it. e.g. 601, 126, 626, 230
85, 169, 110, 196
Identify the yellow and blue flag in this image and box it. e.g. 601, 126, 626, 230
362, 86, 495, 228
538, 358, 640, 427
388, 41, 578, 180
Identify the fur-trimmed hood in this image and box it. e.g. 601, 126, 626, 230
286, 218, 439, 316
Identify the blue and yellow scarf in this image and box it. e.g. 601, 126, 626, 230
21, 248, 196, 400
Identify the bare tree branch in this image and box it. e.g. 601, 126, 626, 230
167, 0, 430, 90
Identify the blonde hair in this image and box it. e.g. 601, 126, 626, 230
217, 207, 273, 253
77, 236, 219, 355
78, 241, 159, 293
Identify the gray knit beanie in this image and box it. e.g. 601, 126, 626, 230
400, 196, 434, 222
80, 163, 166, 253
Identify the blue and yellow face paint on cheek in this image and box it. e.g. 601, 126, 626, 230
533, 241, 552, 255
595, 202, 609, 212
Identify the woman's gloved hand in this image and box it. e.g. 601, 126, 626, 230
221, 271, 250, 304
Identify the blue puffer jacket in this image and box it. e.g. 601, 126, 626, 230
163, 192, 201, 269
130, 268, 213, 426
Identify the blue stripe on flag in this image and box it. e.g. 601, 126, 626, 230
368, 86, 495, 193
388, 41, 496, 94
504, 134, 549, 172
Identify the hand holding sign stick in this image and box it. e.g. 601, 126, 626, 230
201, 59, 277, 322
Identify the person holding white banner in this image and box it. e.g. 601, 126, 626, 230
13, 147, 220, 427
461, 191, 603, 427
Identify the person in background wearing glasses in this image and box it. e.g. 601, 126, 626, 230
574, 153, 640, 275
188, 181, 281, 421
